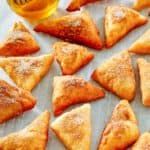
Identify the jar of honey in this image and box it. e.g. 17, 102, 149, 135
7, 0, 59, 20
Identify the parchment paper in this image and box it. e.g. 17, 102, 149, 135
0, 0, 149, 149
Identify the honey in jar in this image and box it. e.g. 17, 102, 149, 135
7, 0, 59, 20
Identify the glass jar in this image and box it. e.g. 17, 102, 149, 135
7, 0, 59, 20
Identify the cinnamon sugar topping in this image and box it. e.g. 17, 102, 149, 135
67, 18, 82, 27
113, 9, 126, 22
64, 77, 86, 88
15, 59, 41, 75
61, 44, 76, 55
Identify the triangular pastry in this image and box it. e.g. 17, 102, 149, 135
67, 0, 98, 11
51, 104, 91, 150
133, 0, 150, 10
128, 29, 150, 54
137, 58, 150, 106
132, 132, 150, 150
110, 100, 137, 123
53, 41, 94, 75
0, 54, 54, 91
92, 51, 136, 101
52, 75, 105, 116
0, 22, 40, 56
34, 12, 103, 50
105, 6, 148, 47
98, 100, 139, 150
0, 111, 50, 150
0, 79, 36, 123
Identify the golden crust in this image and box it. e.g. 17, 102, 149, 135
137, 58, 150, 106
98, 100, 139, 150
105, 6, 148, 48
132, 132, 150, 150
0, 111, 50, 150
0, 54, 54, 91
133, 0, 150, 10
34, 12, 103, 50
51, 104, 91, 150
67, 0, 97, 11
0, 80, 36, 124
128, 29, 150, 54
92, 51, 136, 101
52, 75, 105, 116
53, 41, 94, 75
110, 100, 137, 123
0, 22, 40, 56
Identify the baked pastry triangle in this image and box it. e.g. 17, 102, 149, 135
52, 75, 105, 116
34, 12, 103, 50
132, 132, 150, 150
137, 58, 150, 106
105, 6, 148, 47
0, 54, 54, 91
133, 0, 150, 10
92, 51, 136, 101
0, 79, 36, 124
67, 0, 97, 11
53, 41, 94, 75
98, 100, 139, 150
51, 104, 91, 150
128, 29, 150, 54
110, 100, 137, 123
0, 111, 50, 150
0, 22, 40, 56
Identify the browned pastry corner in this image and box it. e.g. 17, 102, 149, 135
98, 100, 139, 150
53, 41, 94, 75
34, 12, 103, 50
51, 104, 91, 150
105, 5, 148, 48
0, 22, 40, 56
0, 79, 36, 124
0, 111, 50, 150
0, 54, 54, 91
133, 0, 150, 10
67, 0, 98, 11
128, 29, 150, 54
132, 132, 150, 150
52, 75, 105, 116
137, 58, 150, 106
92, 51, 136, 101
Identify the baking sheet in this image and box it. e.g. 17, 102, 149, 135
0, 0, 150, 149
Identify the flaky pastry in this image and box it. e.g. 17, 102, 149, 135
53, 41, 94, 75
0, 54, 54, 91
0, 22, 40, 56
34, 12, 103, 50
51, 104, 91, 150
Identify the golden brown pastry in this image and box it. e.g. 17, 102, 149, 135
0, 111, 50, 150
132, 132, 150, 150
51, 104, 91, 150
0, 22, 40, 56
67, 0, 98, 11
128, 29, 150, 54
0, 54, 54, 91
92, 51, 136, 101
0, 79, 36, 124
133, 0, 150, 10
137, 58, 150, 106
105, 6, 148, 48
52, 75, 105, 116
53, 41, 94, 75
34, 12, 103, 50
98, 100, 139, 150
